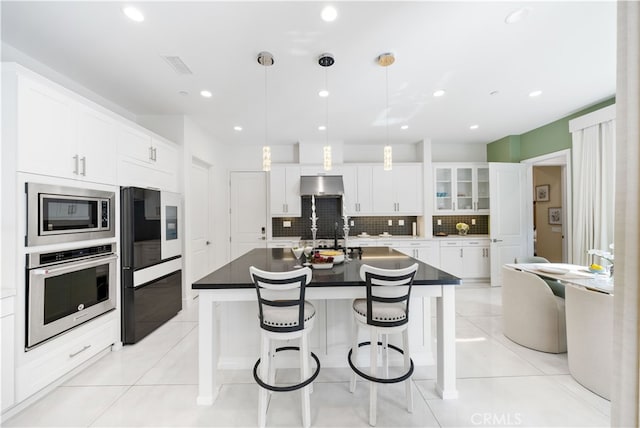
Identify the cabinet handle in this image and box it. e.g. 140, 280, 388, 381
73, 155, 79, 175
460, 248, 463, 258
69, 344, 91, 358
80, 156, 86, 176
149, 146, 154, 161
153, 147, 157, 161
453, 202, 456, 211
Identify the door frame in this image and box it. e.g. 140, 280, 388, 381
521, 149, 572, 263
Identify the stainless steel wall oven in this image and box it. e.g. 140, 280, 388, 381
26, 244, 117, 349
26, 183, 115, 246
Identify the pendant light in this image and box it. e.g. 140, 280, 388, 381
377, 52, 395, 171
319, 53, 334, 171
258, 51, 274, 172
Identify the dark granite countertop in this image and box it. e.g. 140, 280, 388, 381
193, 247, 460, 289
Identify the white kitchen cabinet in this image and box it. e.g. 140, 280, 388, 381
15, 74, 117, 184
1, 294, 15, 412
434, 163, 489, 214
117, 126, 179, 192
439, 239, 490, 279
371, 164, 423, 215
342, 165, 373, 215
393, 240, 440, 266
270, 165, 301, 216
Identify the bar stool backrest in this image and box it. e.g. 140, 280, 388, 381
359, 263, 419, 328
250, 266, 312, 333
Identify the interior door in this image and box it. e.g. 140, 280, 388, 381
230, 171, 267, 260
489, 163, 532, 287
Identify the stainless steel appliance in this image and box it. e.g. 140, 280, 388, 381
121, 187, 182, 344
26, 183, 115, 246
26, 243, 117, 349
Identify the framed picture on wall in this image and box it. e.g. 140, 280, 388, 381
548, 207, 562, 225
535, 184, 550, 202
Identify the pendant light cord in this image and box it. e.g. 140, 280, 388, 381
385, 65, 389, 146
264, 64, 268, 146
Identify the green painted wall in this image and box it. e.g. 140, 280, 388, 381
486, 98, 615, 162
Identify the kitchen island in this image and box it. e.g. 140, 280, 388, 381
192, 247, 460, 405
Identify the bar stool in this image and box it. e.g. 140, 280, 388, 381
347, 263, 418, 426
249, 266, 320, 428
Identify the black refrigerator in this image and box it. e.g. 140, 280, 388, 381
121, 187, 182, 344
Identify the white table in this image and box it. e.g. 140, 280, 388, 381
192, 248, 461, 405
504, 263, 614, 294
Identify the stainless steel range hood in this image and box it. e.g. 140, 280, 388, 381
299, 175, 344, 196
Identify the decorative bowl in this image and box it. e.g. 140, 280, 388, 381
311, 262, 333, 270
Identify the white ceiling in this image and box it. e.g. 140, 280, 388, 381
1, 1, 616, 147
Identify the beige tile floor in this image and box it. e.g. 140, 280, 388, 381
4, 284, 611, 427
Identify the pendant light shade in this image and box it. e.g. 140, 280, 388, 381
258, 51, 274, 172
378, 52, 394, 171
319, 53, 334, 171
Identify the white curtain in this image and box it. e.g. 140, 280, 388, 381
571, 119, 616, 265
612, 1, 640, 426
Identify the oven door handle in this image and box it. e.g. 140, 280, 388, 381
31, 254, 118, 276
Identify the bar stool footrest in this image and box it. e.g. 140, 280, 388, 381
253, 346, 320, 392
347, 341, 414, 384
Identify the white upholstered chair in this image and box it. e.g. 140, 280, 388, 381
501, 266, 567, 353
348, 263, 419, 426
249, 266, 319, 428
565, 284, 613, 399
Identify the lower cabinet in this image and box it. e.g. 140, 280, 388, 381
1, 294, 15, 412
439, 239, 490, 279
393, 241, 440, 267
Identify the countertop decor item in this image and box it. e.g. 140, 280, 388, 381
456, 222, 469, 235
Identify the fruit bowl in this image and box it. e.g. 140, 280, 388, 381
311, 262, 333, 270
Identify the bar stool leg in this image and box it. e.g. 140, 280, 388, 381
382, 334, 389, 379
258, 335, 270, 428
403, 328, 413, 413
369, 329, 378, 426
268, 340, 276, 395
300, 333, 311, 428
350, 320, 359, 393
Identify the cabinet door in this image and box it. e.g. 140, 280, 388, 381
76, 105, 117, 184
371, 165, 395, 213
356, 166, 374, 214
150, 137, 179, 192
475, 167, 490, 212
462, 246, 487, 278
394, 165, 422, 214
269, 166, 301, 216
342, 166, 359, 214
118, 124, 153, 165
455, 167, 474, 212
434, 167, 453, 212
440, 246, 463, 277
17, 76, 77, 178
285, 166, 301, 216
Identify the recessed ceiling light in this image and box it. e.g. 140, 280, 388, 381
470, 125, 479, 130
233, 126, 242, 131
529, 90, 542, 97
433, 89, 446, 97
321, 6, 338, 22
200, 90, 212, 98
505, 7, 531, 24
318, 90, 329, 97
122, 6, 144, 22
401, 125, 409, 130
318, 125, 327, 131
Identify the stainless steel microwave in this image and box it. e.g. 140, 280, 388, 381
26, 183, 115, 246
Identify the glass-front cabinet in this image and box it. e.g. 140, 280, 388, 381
434, 163, 490, 214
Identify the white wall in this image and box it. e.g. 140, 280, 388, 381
432, 143, 487, 162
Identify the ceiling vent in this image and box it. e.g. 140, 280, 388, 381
161, 55, 193, 75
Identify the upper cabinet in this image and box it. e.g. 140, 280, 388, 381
371, 164, 423, 215
270, 165, 301, 216
434, 163, 489, 214
117, 126, 179, 192
16, 75, 117, 184
342, 165, 373, 215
